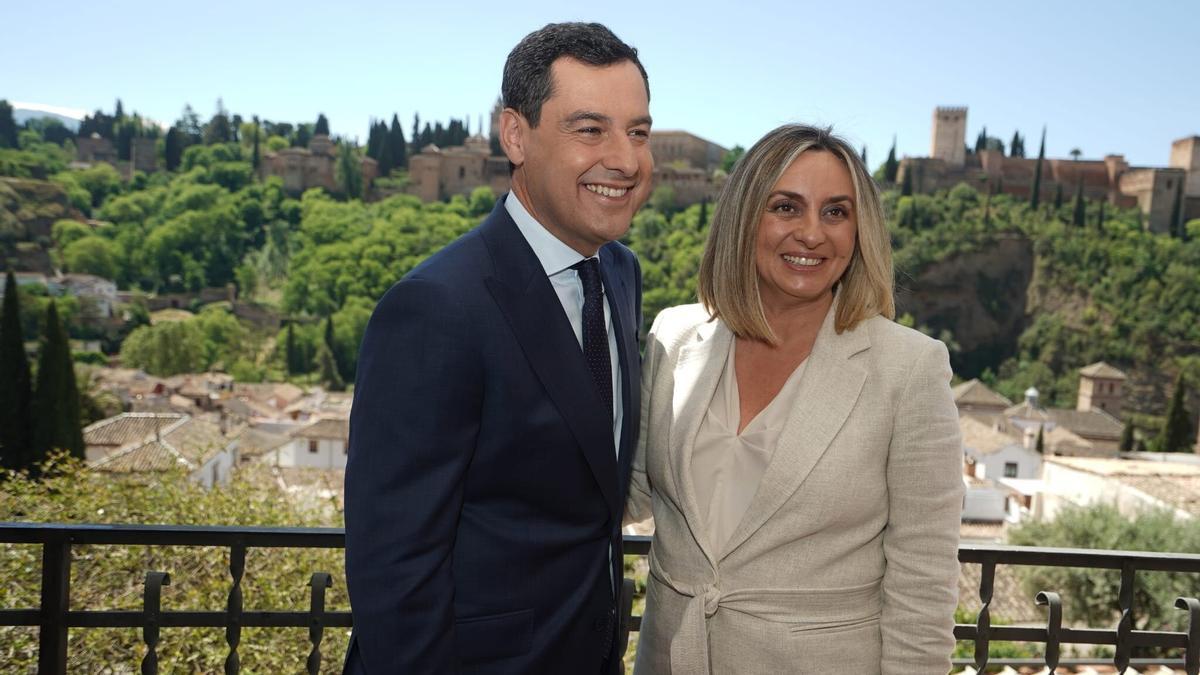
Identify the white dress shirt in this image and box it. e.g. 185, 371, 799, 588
506, 192, 624, 458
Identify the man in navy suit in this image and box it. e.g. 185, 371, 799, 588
343, 22, 652, 674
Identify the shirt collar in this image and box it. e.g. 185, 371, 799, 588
505, 191, 589, 277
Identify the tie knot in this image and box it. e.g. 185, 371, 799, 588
572, 257, 603, 296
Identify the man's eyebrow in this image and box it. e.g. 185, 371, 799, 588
630, 115, 653, 128
564, 110, 611, 125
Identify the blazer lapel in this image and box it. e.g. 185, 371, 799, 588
719, 302, 870, 561
669, 318, 731, 564
480, 203, 620, 519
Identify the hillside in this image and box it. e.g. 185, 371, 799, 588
1, 122, 1197, 436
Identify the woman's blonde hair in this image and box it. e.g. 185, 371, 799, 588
697, 124, 894, 343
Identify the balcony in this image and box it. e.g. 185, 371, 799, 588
2, 522, 1199, 674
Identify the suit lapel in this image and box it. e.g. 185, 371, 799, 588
480, 202, 620, 518
719, 303, 870, 561
669, 318, 730, 564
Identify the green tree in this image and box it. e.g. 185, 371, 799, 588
1119, 421, 1134, 453
1030, 126, 1046, 209
0, 271, 33, 470
63, 236, 121, 279
388, 114, 408, 170
883, 136, 899, 183
0, 99, 18, 148
1009, 504, 1200, 634
314, 113, 330, 136
251, 116, 261, 170
203, 99, 232, 145
1035, 425, 1044, 453
1161, 373, 1192, 452
30, 301, 84, 463
1097, 201, 1106, 230
719, 145, 745, 174
315, 340, 344, 391
649, 184, 677, 215
1053, 183, 1063, 211
284, 321, 300, 376
1009, 130, 1024, 158
974, 126, 987, 153
469, 186, 496, 216
164, 126, 184, 171
1071, 179, 1086, 227
900, 166, 913, 196
119, 320, 206, 376
335, 142, 363, 199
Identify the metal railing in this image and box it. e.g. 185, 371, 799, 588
2, 522, 1198, 674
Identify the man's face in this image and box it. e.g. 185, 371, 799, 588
503, 57, 653, 256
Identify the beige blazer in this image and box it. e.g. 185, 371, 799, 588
627, 303, 964, 675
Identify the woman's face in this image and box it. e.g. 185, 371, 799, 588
754, 149, 858, 315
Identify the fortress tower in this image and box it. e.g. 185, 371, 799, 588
1169, 136, 1200, 197
931, 106, 968, 168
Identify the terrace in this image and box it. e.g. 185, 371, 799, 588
2, 522, 1199, 673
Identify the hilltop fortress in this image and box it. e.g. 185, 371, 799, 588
899, 106, 1200, 233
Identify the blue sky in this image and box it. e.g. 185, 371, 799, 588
4, 0, 1197, 168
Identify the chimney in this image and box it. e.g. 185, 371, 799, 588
1024, 386, 1040, 409
1023, 426, 1038, 450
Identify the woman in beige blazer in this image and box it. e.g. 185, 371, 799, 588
627, 125, 964, 674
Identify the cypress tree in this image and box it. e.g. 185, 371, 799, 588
30, 301, 84, 466
1161, 373, 1192, 452
884, 136, 898, 183
698, 198, 709, 230
366, 120, 384, 160
1096, 201, 1106, 230
0, 271, 33, 470
411, 113, 420, 154
0, 99, 18, 149
1010, 130, 1023, 158
315, 341, 344, 391
315, 113, 330, 136
251, 116, 261, 171
1035, 425, 1045, 454
388, 114, 407, 169
900, 166, 913, 196
1169, 179, 1184, 238
1053, 183, 1064, 211
1071, 178, 1086, 226
377, 138, 394, 177
1119, 421, 1134, 453
974, 127, 987, 153
284, 321, 298, 376
1030, 126, 1046, 210
860, 145, 867, 165
164, 127, 183, 172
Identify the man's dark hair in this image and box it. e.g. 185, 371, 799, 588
502, 22, 649, 128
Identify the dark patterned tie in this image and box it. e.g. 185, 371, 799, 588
572, 257, 613, 420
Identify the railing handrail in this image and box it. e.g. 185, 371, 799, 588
3, 522, 1200, 674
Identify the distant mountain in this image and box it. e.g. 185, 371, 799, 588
13, 105, 82, 131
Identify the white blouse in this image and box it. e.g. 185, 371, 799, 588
690, 340, 809, 555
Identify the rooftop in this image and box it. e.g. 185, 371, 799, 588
1079, 361, 1128, 380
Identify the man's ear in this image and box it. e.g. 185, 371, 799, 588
499, 108, 527, 167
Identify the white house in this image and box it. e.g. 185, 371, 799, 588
1040, 455, 1200, 521
269, 417, 349, 470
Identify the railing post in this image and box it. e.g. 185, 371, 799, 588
37, 532, 71, 675
1115, 562, 1136, 674
307, 572, 333, 675
142, 571, 170, 675
974, 559, 995, 671
225, 543, 246, 675
1036, 591, 1062, 671
1177, 596, 1200, 675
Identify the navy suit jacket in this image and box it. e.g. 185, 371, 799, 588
343, 197, 642, 674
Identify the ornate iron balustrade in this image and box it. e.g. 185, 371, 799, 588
2, 522, 1199, 674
